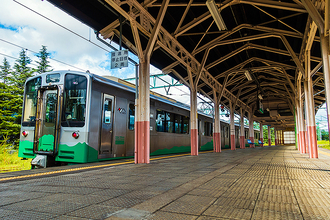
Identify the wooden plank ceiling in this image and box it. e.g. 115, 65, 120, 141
47, 0, 325, 129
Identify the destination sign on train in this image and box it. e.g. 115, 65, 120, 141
111, 50, 128, 69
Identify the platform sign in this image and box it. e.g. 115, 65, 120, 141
111, 50, 128, 69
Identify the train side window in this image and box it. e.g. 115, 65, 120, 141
245, 130, 249, 139
183, 116, 189, 134
174, 114, 182, 133
225, 126, 229, 138
204, 122, 213, 136
156, 110, 165, 132
166, 112, 174, 133
128, 103, 135, 130
104, 99, 111, 124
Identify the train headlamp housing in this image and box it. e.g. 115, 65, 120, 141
72, 131, 79, 139
22, 131, 28, 137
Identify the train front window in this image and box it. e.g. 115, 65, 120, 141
46, 73, 60, 83
62, 74, 87, 127
22, 77, 41, 126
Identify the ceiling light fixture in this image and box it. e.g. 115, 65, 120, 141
244, 70, 253, 81
206, 0, 227, 31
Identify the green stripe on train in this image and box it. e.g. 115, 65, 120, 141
56, 142, 98, 163
18, 140, 34, 158
150, 140, 214, 156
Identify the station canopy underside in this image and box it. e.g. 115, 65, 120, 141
47, 0, 326, 130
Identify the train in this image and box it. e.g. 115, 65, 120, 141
18, 70, 260, 167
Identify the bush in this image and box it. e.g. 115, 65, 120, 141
0, 136, 31, 173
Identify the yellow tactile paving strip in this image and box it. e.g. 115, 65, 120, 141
1, 145, 330, 220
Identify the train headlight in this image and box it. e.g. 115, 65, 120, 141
22, 131, 28, 137
72, 131, 79, 139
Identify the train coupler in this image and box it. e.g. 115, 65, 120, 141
31, 154, 47, 168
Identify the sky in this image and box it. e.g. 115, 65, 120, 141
0, 0, 195, 103
0, 0, 328, 130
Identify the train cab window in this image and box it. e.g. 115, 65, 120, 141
128, 103, 135, 130
61, 74, 87, 127
22, 77, 41, 126
46, 73, 60, 83
204, 122, 213, 136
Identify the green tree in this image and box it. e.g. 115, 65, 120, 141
321, 130, 329, 140
13, 49, 34, 89
35, 45, 52, 74
263, 126, 275, 144
0, 83, 22, 146
0, 58, 11, 84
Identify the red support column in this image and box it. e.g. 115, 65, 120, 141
275, 129, 278, 145
240, 108, 245, 149
213, 101, 221, 152
249, 112, 255, 148
278, 130, 281, 145
190, 87, 198, 156
304, 121, 308, 154
304, 49, 318, 158
260, 123, 264, 147
230, 101, 235, 150
295, 103, 301, 151
268, 126, 271, 146
298, 79, 307, 154
135, 60, 150, 164
320, 35, 330, 138
304, 80, 318, 157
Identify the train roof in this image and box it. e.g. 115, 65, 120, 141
25, 70, 258, 129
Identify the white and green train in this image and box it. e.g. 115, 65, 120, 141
18, 71, 259, 168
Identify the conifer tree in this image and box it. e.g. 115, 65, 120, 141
36, 45, 52, 74
0, 58, 11, 85
0, 82, 22, 145
13, 49, 34, 89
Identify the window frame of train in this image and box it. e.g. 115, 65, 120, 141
22, 77, 42, 127
204, 121, 213, 136
128, 103, 135, 130
155, 109, 189, 134
61, 73, 87, 127
245, 130, 249, 139
225, 126, 229, 138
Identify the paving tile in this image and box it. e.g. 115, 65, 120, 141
0, 210, 57, 220
187, 188, 224, 198
146, 211, 198, 220
66, 204, 122, 219
2, 146, 330, 220
251, 209, 303, 220
203, 205, 253, 219
214, 197, 256, 210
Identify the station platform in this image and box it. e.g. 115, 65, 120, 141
1, 145, 330, 219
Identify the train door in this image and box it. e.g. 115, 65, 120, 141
99, 94, 114, 157
34, 86, 62, 156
